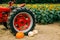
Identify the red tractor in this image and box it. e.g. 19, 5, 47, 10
0, 1, 35, 35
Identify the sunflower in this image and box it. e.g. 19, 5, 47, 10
32, 5, 37, 8
55, 8, 59, 11
46, 5, 49, 8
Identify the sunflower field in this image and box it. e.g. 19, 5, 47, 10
25, 4, 60, 24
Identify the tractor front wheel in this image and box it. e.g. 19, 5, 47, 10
8, 7, 35, 35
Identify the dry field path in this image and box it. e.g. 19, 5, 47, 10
0, 22, 60, 40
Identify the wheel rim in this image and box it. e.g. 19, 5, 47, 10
13, 12, 33, 32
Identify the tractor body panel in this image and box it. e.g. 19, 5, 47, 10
0, 7, 11, 22
0, 7, 11, 12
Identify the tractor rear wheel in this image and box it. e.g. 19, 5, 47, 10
8, 7, 35, 35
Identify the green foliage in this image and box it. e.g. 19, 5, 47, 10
16, 0, 25, 3
0, 0, 60, 4
34, 10, 60, 24
2, 0, 10, 3
28, 4, 60, 24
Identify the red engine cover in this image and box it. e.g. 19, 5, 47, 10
0, 7, 11, 22
0, 7, 11, 12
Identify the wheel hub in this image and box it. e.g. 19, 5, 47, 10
14, 12, 31, 31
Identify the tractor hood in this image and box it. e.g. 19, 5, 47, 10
0, 7, 11, 12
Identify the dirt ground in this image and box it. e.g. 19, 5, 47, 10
0, 22, 60, 40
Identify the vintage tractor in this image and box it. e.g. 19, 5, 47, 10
0, 1, 35, 35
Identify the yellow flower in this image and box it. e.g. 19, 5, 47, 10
32, 5, 37, 8
48, 7, 53, 10
26, 4, 31, 7
49, 5, 54, 8
37, 8, 40, 10
46, 5, 49, 8
40, 6, 44, 8
48, 5, 54, 10
55, 8, 59, 11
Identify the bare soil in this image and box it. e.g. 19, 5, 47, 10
0, 22, 60, 40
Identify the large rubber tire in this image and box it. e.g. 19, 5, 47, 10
8, 7, 35, 35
